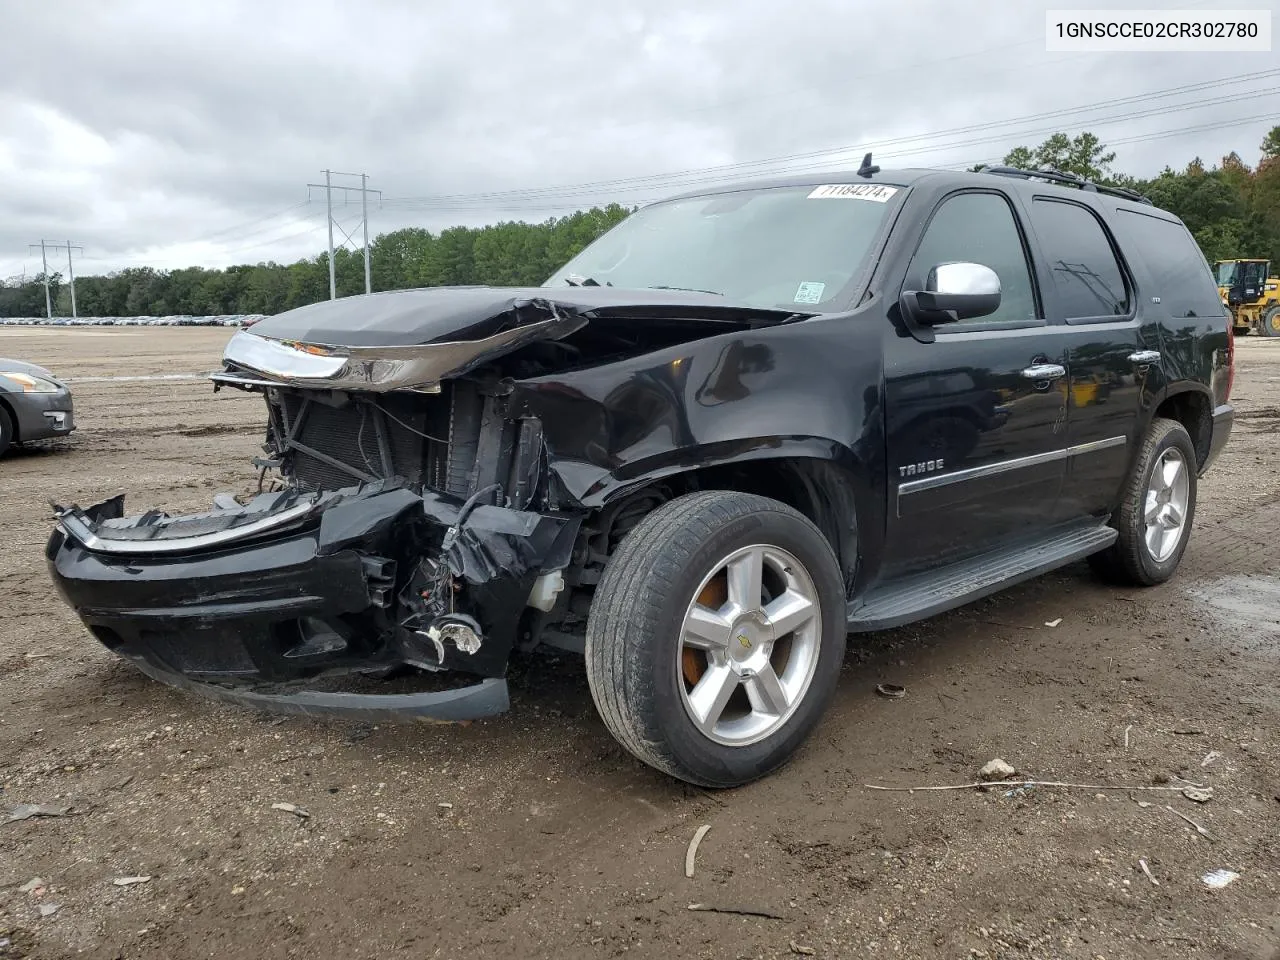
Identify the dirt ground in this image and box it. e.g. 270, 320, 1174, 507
1, 326, 1278, 960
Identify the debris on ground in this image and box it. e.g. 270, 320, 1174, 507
18, 879, 45, 895
979, 759, 1017, 781
37, 904, 60, 918
1201, 869, 1240, 889
687, 903, 787, 920
869, 778, 1189, 794
112, 876, 151, 887
685, 824, 711, 879
1182, 786, 1214, 803
1044, 618, 1063, 628
1138, 859, 1159, 886
1166, 805, 1214, 840
270, 802, 310, 820
1201, 751, 1223, 767
789, 940, 816, 955
5, 804, 71, 824
875, 683, 906, 699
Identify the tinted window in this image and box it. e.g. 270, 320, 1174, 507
1113, 210, 1226, 319
1029, 199, 1129, 319
910, 192, 1037, 324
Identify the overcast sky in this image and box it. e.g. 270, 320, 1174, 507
1, 0, 1275, 281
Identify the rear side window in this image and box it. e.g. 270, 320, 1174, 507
1028, 198, 1130, 320
1112, 209, 1226, 319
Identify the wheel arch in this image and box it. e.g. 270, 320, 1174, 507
577, 441, 873, 600
1152, 385, 1212, 471
0, 393, 18, 443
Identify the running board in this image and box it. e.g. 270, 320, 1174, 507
846, 524, 1118, 632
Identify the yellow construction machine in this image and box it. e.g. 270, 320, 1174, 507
1215, 259, 1280, 336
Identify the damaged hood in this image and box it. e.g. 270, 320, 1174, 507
220, 285, 810, 393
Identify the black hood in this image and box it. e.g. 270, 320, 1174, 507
246, 286, 811, 348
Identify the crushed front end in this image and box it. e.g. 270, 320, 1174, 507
46, 294, 588, 721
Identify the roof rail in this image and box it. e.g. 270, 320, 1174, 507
975, 164, 1152, 205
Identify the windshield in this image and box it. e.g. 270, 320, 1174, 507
542, 183, 902, 310
1215, 261, 1239, 286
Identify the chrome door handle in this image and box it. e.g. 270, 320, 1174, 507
1021, 363, 1066, 380
1129, 350, 1161, 364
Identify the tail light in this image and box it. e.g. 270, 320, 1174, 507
1224, 314, 1235, 402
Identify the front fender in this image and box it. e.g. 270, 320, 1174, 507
508, 322, 884, 510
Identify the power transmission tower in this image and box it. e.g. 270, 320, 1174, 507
28, 240, 83, 318
306, 171, 381, 300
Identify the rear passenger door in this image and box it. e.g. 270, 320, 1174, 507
1018, 196, 1155, 524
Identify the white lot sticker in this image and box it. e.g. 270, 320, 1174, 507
807, 183, 899, 202
794, 281, 826, 304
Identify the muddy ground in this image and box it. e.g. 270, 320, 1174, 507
1, 327, 1278, 960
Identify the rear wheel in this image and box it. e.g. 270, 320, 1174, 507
0, 405, 13, 458
585, 491, 846, 788
1089, 417, 1197, 587
1260, 305, 1280, 338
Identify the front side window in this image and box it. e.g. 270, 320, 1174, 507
908, 191, 1038, 324
543, 183, 900, 311
1029, 199, 1130, 319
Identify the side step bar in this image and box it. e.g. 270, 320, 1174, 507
847, 524, 1118, 632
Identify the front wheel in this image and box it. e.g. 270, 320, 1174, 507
585, 491, 847, 788
1088, 417, 1197, 587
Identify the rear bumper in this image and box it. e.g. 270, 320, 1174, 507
1202, 403, 1233, 475
10, 388, 75, 441
46, 483, 579, 721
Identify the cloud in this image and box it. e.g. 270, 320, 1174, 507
2, 0, 1275, 278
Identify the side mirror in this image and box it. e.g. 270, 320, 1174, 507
902, 262, 1002, 326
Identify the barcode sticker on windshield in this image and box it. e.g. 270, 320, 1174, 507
808, 184, 899, 202
794, 281, 826, 304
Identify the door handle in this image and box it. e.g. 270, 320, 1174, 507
1021, 363, 1066, 380
1128, 350, 1161, 365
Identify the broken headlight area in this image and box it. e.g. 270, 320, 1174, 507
46, 479, 581, 722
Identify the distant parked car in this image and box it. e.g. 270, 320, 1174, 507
0, 358, 76, 457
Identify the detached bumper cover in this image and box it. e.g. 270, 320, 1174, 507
46, 482, 579, 721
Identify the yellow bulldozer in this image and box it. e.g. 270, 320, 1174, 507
1215, 259, 1280, 337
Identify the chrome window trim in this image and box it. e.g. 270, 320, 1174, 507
899, 435, 1126, 496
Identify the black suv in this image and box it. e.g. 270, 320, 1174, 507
47, 163, 1235, 788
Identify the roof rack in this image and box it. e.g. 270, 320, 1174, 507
975, 164, 1152, 205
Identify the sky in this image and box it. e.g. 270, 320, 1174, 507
1, 0, 1276, 281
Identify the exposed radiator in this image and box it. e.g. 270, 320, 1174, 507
269, 383, 482, 496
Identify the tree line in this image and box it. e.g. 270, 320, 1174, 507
3, 126, 1278, 319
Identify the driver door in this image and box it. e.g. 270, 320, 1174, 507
881, 189, 1071, 577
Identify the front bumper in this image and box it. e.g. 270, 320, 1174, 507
47, 483, 579, 722
1202, 403, 1233, 475
10, 388, 75, 442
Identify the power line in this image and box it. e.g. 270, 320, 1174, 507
380, 69, 1280, 209
27, 240, 83, 318
307, 171, 381, 299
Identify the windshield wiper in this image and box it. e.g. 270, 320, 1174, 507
648, 284, 723, 296
564, 274, 606, 287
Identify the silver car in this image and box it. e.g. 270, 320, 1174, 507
0, 358, 76, 457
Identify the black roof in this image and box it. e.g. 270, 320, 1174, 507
662, 162, 1160, 213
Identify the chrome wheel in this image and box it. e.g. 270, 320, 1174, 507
1143, 447, 1190, 562
677, 544, 821, 747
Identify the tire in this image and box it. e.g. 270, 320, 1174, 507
1260, 305, 1280, 338
0, 405, 12, 458
1088, 417, 1197, 587
585, 490, 846, 788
